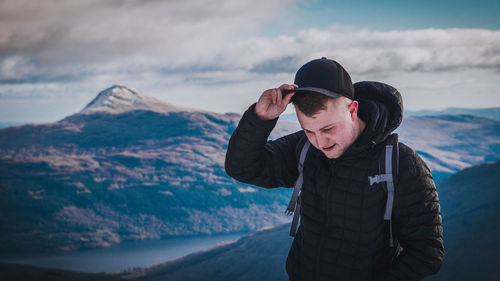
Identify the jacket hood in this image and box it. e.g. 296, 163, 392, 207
341, 81, 403, 158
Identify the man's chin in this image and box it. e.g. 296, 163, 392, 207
322, 150, 342, 159
325, 154, 340, 159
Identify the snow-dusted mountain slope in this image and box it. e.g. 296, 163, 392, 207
0, 85, 297, 255
283, 113, 500, 181
1, 85, 497, 255
396, 115, 500, 178
81, 85, 191, 114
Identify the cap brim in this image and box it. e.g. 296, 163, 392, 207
282, 87, 343, 100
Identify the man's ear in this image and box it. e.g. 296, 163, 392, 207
348, 100, 359, 121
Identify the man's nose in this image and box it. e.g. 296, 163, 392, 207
316, 134, 328, 148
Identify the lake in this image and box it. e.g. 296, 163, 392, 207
0, 233, 247, 273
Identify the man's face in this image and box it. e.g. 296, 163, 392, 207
296, 98, 359, 159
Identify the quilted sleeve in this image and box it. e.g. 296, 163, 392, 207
225, 103, 302, 188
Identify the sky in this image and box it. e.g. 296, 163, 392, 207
0, 0, 499, 123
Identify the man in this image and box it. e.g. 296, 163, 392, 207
225, 57, 444, 281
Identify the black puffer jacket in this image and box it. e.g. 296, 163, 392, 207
225, 82, 444, 281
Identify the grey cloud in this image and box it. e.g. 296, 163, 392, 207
0, 72, 84, 84
0, 0, 293, 77
211, 28, 500, 77
1, 0, 499, 86
249, 56, 297, 73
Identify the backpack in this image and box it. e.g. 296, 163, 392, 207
285, 133, 400, 248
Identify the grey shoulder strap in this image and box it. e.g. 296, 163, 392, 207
383, 144, 396, 247
286, 139, 310, 237
368, 134, 399, 247
383, 145, 395, 220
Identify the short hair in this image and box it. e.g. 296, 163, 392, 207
291, 92, 333, 117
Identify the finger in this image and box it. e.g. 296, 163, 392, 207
272, 89, 277, 105
259, 89, 275, 108
264, 89, 275, 103
277, 88, 283, 106
283, 92, 295, 104
279, 84, 293, 91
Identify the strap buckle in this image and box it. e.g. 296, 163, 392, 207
368, 173, 393, 185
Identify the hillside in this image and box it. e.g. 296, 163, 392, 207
120, 224, 293, 281
405, 107, 500, 121
1, 85, 498, 256
396, 115, 500, 182
80, 85, 189, 114
0, 262, 126, 281
281, 113, 500, 183
0, 86, 299, 255
426, 160, 500, 281
125, 160, 500, 281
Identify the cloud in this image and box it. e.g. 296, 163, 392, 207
0, 0, 295, 81
0, 55, 34, 80
2, 5, 499, 84
1, 0, 499, 122
227, 27, 500, 76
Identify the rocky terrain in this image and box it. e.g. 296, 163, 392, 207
121, 160, 500, 281
1, 85, 498, 255
0, 85, 299, 254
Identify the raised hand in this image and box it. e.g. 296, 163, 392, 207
254, 84, 298, 120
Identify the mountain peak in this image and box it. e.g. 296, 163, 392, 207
80, 85, 189, 114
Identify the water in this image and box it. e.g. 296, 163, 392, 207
1, 233, 246, 273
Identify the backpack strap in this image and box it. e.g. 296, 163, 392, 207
368, 133, 399, 247
286, 137, 311, 237
286, 133, 400, 242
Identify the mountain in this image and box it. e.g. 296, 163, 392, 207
0, 85, 298, 255
0, 122, 24, 129
125, 160, 500, 281
406, 107, 500, 121
1, 84, 497, 256
0, 262, 126, 281
395, 115, 500, 182
278, 113, 299, 123
284, 106, 500, 123
426, 160, 500, 281
81, 85, 191, 114
119, 224, 293, 281
283, 113, 500, 183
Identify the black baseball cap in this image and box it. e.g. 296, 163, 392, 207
284, 57, 354, 100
